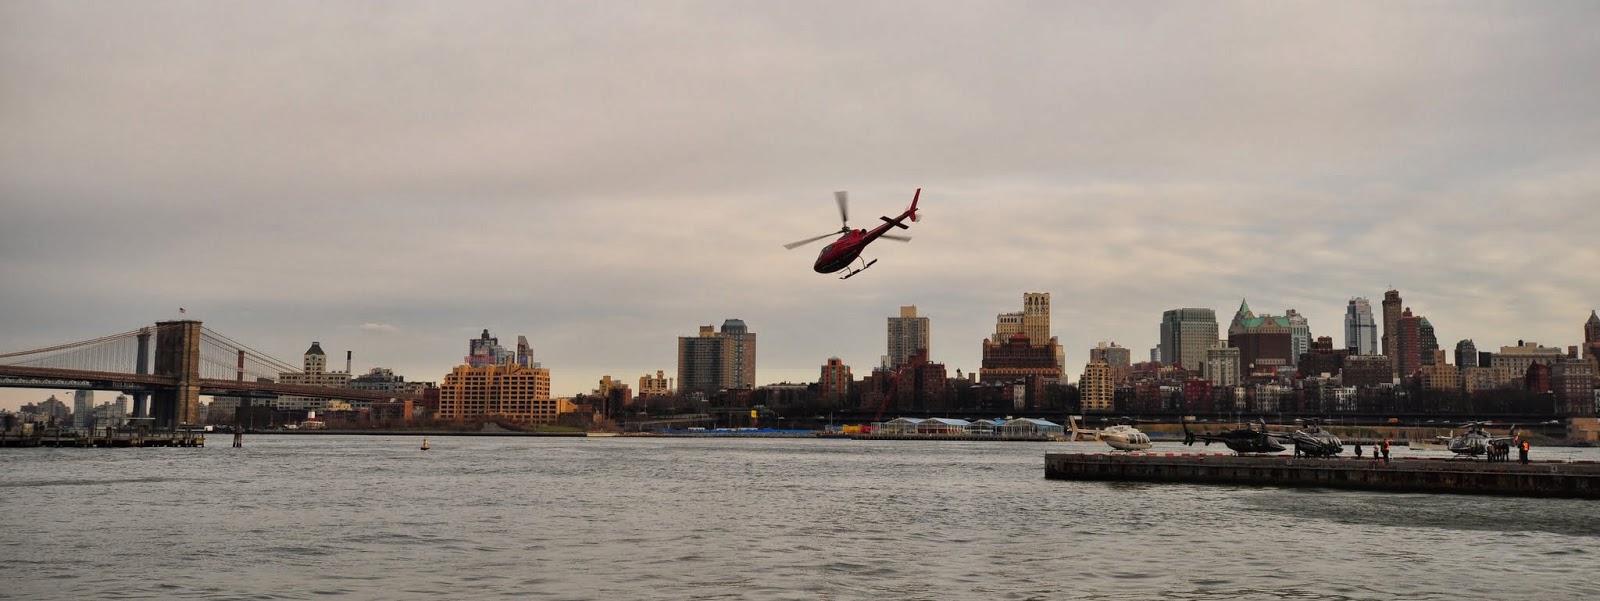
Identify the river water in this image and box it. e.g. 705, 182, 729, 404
2, 436, 1596, 600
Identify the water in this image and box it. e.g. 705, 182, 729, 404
2, 436, 1596, 600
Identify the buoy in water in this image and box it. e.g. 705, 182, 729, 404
421, 438, 430, 451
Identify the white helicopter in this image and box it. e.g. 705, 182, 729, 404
1068, 416, 1153, 451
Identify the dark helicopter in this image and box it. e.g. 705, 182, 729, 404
1438, 422, 1519, 459
1269, 419, 1343, 458
1182, 419, 1286, 454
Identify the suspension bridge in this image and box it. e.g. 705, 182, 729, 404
1, 320, 421, 430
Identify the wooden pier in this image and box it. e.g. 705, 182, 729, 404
1045, 452, 1600, 498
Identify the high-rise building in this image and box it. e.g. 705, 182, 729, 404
720, 319, 757, 390
1455, 340, 1479, 370
1204, 344, 1241, 388
1345, 298, 1379, 356
993, 312, 1023, 342
1418, 317, 1439, 366
1227, 299, 1294, 376
1079, 360, 1114, 413
73, 390, 94, 429
1089, 342, 1132, 384
1285, 309, 1311, 367
1394, 309, 1425, 377
439, 363, 555, 423
677, 320, 757, 396
1551, 359, 1596, 417
979, 333, 1063, 402
993, 293, 1062, 371
466, 329, 514, 367
1418, 350, 1460, 391
1584, 311, 1600, 372
638, 370, 673, 398
1381, 289, 1402, 370
276, 342, 352, 411
818, 357, 852, 404
887, 306, 930, 369
1159, 308, 1218, 372
1022, 293, 1051, 350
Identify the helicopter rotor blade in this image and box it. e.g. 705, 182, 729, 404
783, 231, 839, 250
880, 234, 912, 242
835, 191, 849, 228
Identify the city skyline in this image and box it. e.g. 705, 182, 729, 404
3, 3, 1599, 408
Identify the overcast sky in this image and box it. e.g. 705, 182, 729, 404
3, 1, 1598, 409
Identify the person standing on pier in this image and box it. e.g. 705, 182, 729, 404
1354, 442, 1362, 458
1520, 439, 1530, 464
1381, 439, 1391, 465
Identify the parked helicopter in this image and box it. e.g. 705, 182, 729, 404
1182, 419, 1286, 454
1437, 422, 1519, 459
1270, 419, 1343, 458
1068, 416, 1153, 451
783, 189, 920, 279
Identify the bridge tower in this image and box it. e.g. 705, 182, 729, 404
132, 328, 152, 419
151, 320, 202, 430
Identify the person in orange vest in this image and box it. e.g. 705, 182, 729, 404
1381, 439, 1391, 465
1519, 439, 1530, 464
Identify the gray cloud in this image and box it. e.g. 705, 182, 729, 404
3, 1, 1598, 406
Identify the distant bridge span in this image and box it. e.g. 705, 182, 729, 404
1, 320, 419, 430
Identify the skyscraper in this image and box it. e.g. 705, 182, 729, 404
1345, 297, 1379, 355
1079, 360, 1114, 412
1394, 309, 1424, 377
1159, 308, 1218, 372
991, 293, 1062, 372
1089, 341, 1132, 383
1204, 344, 1242, 387
467, 330, 514, 367
1286, 309, 1311, 367
719, 319, 757, 390
73, 390, 94, 429
1584, 311, 1600, 370
1226, 299, 1294, 375
886, 306, 930, 369
1455, 339, 1479, 370
818, 357, 852, 405
677, 320, 757, 396
1381, 289, 1402, 366
1418, 317, 1439, 366
1022, 292, 1051, 349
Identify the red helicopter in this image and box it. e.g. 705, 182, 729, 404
783, 188, 921, 279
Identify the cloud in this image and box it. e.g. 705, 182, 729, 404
2, 2, 1598, 407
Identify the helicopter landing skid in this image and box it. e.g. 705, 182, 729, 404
840, 258, 878, 279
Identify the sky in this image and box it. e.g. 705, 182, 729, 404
3, 1, 1599, 409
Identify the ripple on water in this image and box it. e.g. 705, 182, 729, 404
5, 436, 1600, 600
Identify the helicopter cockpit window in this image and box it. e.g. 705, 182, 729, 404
820, 243, 835, 254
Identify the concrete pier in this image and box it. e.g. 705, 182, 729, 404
1045, 452, 1600, 498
